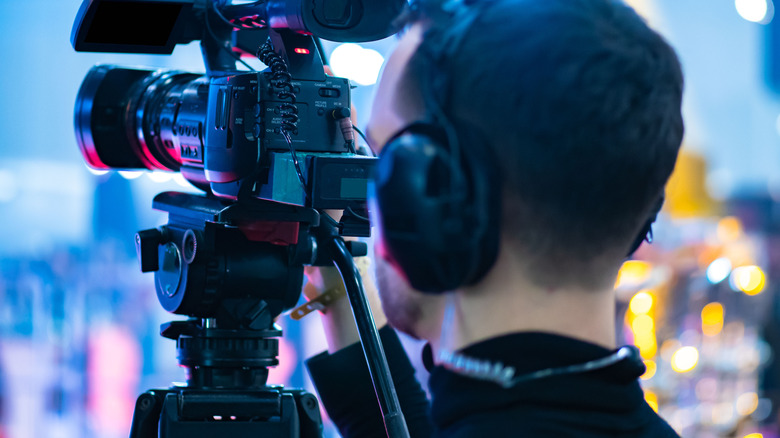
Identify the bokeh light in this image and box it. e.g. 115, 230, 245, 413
717, 216, 743, 242
329, 43, 385, 86
736, 392, 760, 416
632, 314, 655, 334
85, 164, 109, 176
118, 170, 143, 180
706, 257, 732, 284
629, 290, 654, 314
701, 302, 725, 336
735, 0, 774, 24
671, 346, 699, 373
729, 266, 766, 295
644, 390, 659, 412
615, 260, 653, 288
147, 172, 173, 183
640, 360, 657, 380
635, 332, 658, 359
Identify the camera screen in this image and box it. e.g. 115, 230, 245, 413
341, 178, 369, 199
84, 1, 182, 48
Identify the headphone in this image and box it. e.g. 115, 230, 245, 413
370, 0, 663, 294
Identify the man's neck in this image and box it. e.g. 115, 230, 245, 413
431, 248, 618, 354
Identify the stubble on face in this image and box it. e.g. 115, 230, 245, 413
374, 255, 427, 339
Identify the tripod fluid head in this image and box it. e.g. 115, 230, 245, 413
129, 191, 369, 437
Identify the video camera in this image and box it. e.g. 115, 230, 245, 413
73, 0, 405, 208
71, 1, 409, 437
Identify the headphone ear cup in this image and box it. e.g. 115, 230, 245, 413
371, 123, 500, 293
373, 124, 466, 292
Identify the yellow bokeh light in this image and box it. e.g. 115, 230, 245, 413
629, 291, 654, 315
731, 266, 766, 296
644, 390, 659, 412
703, 323, 724, 337
736, 392, 759, 416
671, 346, 699, 373
743, 434, 763, 438
701, 302, 725, 336
640, 360, 657, 380
717, 216, 743, 242
701, 302, 724, 325
615, 260, 652, 289
632, 314, 655, 334
635, 332, 658, 359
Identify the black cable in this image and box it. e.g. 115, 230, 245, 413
211, 0, 266, 30
210, 0, 245, 29
216, 1, 268, 29
346, 206, 370, 223
353, 125, 369, 143
352, 125, 376, 156
205, 1, 257, 71
257, 38, 308, 195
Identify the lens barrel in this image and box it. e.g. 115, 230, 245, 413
74, 65, 207, 172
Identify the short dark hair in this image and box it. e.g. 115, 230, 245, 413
401, 0, 684, 289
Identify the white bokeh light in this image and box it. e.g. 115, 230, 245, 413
329, 43, 385, 86
85, 164, 109, 176
147, 171, 174, 183
735, 0, 774, 24
706, 257, 732, 284
118, 170, 144, 180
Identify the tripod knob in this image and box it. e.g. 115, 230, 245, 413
345, 240, 368, 257
136, 228, 165, 272
160, 320, 200, 340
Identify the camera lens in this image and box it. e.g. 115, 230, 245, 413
74, 65, 205, 171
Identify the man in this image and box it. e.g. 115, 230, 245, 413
304, 0, 683, 436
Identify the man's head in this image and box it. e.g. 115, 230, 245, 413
367, 0, 683, 335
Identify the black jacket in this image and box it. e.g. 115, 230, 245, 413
307, 327, 680, 437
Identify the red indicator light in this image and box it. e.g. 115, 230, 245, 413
294, 48, 310, 54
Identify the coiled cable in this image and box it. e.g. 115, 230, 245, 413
257, 38, 308, 195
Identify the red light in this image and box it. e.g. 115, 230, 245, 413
294, 48, 310, 55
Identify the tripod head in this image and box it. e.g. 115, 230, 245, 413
136, 191, 367, 387
129, 190, 369, 437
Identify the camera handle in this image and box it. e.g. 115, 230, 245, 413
329, 236, 411, 438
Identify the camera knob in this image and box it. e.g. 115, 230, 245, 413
136, 228, 165, 273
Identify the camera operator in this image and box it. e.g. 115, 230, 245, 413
304, 0, 684, 436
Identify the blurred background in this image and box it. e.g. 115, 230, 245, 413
1, 0, 780, 437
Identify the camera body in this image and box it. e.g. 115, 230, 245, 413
77, 64, 372, 208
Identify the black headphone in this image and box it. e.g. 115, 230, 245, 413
370, 0, 663, 294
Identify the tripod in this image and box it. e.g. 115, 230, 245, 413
127, 191, 372, 437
